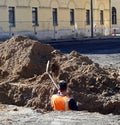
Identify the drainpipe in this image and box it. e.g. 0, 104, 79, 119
90, 0, 94, 38
109, 0, 112, 36
9, 25, 12, 36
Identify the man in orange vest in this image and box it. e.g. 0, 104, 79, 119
51, 80, 78, 111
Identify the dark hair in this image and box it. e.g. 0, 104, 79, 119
59, 80, 67, 91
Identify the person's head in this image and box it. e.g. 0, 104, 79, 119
58, 80, 67, 92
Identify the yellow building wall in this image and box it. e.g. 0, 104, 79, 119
0, 6, 8, 32
111, 0, 120, 26
0, 0, 111, 37
94, 0, 110, 28
15, 7, 33, 31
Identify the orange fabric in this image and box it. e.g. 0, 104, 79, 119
51, 94, 70, 111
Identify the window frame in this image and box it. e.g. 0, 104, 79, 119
112, 7, 117, 25
86, 9, 90, 25
9, 7, 15, 27
52, 8, 58, 26
100, 10, 104, 25
32, 7, 39, 26
70, 9, 75, 25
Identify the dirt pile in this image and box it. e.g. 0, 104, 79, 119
50, 51, 120, 114
0, 35, 119, 114
0, 35, 54, 81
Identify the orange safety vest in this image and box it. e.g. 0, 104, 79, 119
51, 94, 71, 111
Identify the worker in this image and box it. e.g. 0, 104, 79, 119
51, 80, 78, 111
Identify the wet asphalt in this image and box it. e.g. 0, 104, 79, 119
47, 37, 120, 54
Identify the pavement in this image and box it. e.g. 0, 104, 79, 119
0, 105, 119, 125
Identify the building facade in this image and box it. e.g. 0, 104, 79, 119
0, 0, 111, 40
111, 0, 120, 35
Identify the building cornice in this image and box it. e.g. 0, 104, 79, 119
16, 6, 30, 8
0, 5, 7, 7
39, 6, 50, 9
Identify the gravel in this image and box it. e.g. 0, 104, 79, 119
0, 105, 119, 125
85, 53, 120, 70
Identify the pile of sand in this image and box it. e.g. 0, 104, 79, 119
0, 35, 119, 114
0, 35, 54, 81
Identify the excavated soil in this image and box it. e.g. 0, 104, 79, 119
0, 35, 120, 114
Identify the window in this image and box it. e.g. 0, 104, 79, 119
70, 9, 75, 25
9, 7, 15, 27
100, 10, 104, 25
86, 10, 90, 25
112, 7, 117, 24
32, 7, 38, 26
52, 8, 58, 26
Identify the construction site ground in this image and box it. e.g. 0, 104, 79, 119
0, 36, 119, 125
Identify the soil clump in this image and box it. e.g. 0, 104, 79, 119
0, 35, 119, 114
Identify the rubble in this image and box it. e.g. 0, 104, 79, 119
0, 35, 119, 114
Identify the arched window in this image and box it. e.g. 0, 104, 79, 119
112, 7, 117, 24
